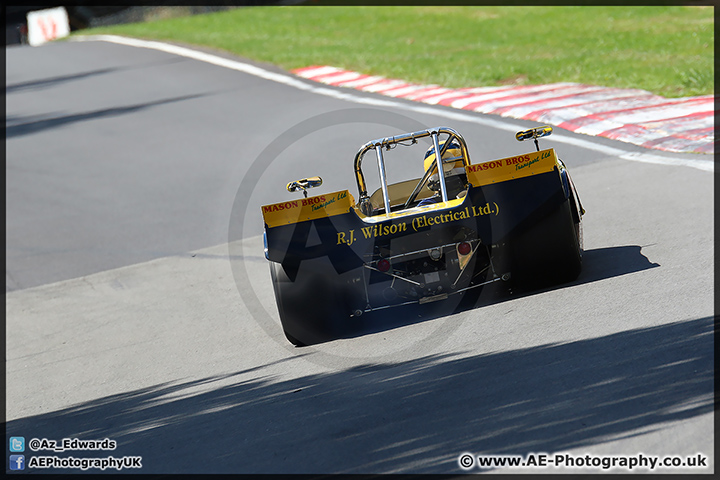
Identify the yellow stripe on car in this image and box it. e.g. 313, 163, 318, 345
466, 148, 558, 187
261, 190, 354, 228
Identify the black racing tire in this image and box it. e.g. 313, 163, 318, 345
269, 261, 348, 346
282, 329, 305, 348
510, 199, 582, 289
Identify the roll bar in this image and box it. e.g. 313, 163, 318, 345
353, 127, 471, 216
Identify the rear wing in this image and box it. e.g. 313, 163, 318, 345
466, 148, 559, 187
261, 190, 354, 228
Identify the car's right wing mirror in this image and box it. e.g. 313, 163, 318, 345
516, 126, 552, 151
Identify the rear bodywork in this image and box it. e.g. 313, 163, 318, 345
262, 127, 584, 345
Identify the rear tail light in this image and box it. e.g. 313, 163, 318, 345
457, 242, 472, 256
377, 258, 391, 272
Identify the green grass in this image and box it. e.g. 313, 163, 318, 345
79, 5, 714, 98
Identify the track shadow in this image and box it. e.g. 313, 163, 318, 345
6, 67, 124, 94
5, 93, 209, 139
4, 317, 713, 474
6, 58, 188, 94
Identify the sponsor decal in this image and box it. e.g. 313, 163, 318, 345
411, 203, 498, 232
336, 202, 499, 246
466, 148, 557, 186
466, 159, 504, 172
262, 190, 352, 227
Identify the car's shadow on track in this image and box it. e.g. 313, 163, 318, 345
341, 244, 659, 340
571, 244, 660, 286
5, 316, 712, 473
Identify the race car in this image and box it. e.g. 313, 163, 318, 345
262, 126, 584, 346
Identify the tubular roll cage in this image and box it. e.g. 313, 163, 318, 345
353, 127, 471, 216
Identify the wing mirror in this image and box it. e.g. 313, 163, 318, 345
287, 176, 323, 198
516, 125, 552, 151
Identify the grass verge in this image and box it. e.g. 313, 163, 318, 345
79, 5, 714, 98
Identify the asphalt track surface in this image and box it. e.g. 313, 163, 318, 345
5, 39, 714, 474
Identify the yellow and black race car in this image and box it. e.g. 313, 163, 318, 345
262, 126, 584, 346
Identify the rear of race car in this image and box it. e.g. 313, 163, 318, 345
261, 127, 583, 346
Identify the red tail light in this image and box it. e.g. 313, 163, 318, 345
377, 258, 391, 272
457, 242, 472, 256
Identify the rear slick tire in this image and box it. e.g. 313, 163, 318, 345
269, 261, 347, 346
510, 199, 582, 289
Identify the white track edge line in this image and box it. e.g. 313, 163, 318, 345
71, 35, 714, 173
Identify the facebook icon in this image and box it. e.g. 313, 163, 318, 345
9, 455, 25, 470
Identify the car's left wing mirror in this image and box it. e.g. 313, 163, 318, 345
287, 176, 323, 198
